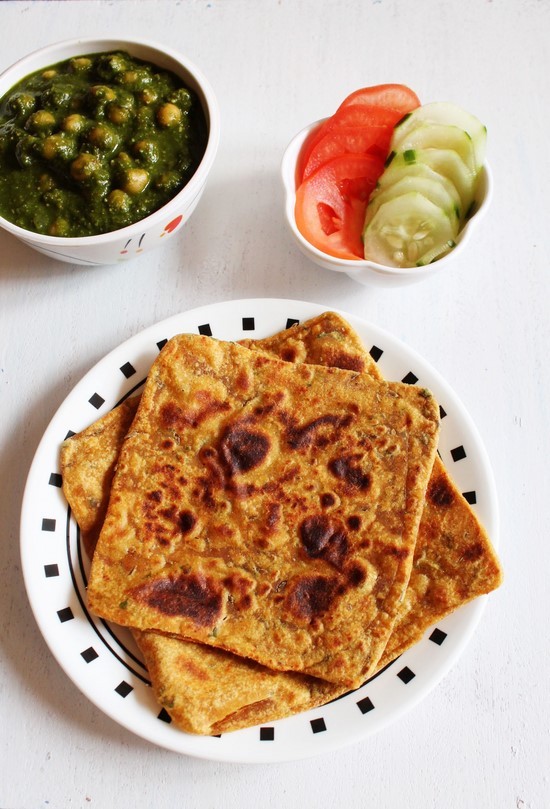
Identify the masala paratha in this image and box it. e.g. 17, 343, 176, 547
243, 315, 503, 664
61, 312, 501, 733
134, 629, 342, 735
86, 333, 440, 688
60, 396, 140, 559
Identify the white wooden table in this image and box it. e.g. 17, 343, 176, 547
1, 1, 548, 806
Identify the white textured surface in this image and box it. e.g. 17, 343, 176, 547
0, 1, 548, 807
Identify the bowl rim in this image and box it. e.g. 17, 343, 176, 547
0, 37, 220, 245
281, 118, 493, 278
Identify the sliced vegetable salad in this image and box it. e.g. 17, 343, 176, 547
294, 86, 487, 268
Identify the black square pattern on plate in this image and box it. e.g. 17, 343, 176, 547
451, 445, 467, 462
88, 392, 105, 410
81, 647, 99, 663
64, 429, 76, 440
357, 696, 375, 715
260, 727, 275, 741
310, 717, 327, 734
462, 490, 477, 505
397, 666, 416, 684
369, 345, 383, 362
439, 405, 447, 419
286, 318, 300, 328
57, 607, 74, 623
44, 564, 59, 578
429, 628, 448, 646
157, 708, 172, 724
115, 681, 133, 698
242, 317, 255, 331
198, 323, 212, 336
120, 361, 136, 379
49, 472, 62, 488
157, 338, 168, 350
42, 518, 56, 532
401, 371, 418, 385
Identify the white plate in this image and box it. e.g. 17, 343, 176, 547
20, 298, 499, 763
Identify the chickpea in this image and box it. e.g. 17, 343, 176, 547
48, 217, 70, 236
89, 85, 117, 103
114, 151, 132, 168
42, 69, 58, 80
156, 102, 182, 127
8, 92, 36, 118
41, 133, 77, 162
69, 57, 92, 73
140, 87, 158, 105
107, 189, 131, 212
62, 113, 87, 134
25, 109, 56, 133
120, 69, 152, 90
38, 173, 56, 193
88, 124, 120, 153
41, 137, 58, 161
121, 70, 138, 85
122, 167, 150, 195
86, 85, 118, 119
70, 152, 103, 182
107, 104, 132, 126
133, 139, 160, 164
111, 151, 133, 185
97, 53, 128, 80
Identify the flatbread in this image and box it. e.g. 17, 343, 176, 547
240, 311, 379, 377
243, 315, 503, 663
134, 630, 341, 735
61, 312, 502, 734
378, 462, 503, 666
60, 397, 140, 559
86, 333, 440, 688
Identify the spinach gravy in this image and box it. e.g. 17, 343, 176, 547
0, 51, 207, 237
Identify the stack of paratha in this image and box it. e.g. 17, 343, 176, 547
60, 313, 502, 734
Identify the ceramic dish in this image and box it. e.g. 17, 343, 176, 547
281, 121, 492, 287
0, 38, 220, 266
20, 298, 499, 762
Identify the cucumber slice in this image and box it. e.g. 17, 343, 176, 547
375, 159, 463, 219
394, 102, 487, 170
391, 123, 477, 175
386, 148, 475, 214
363, 191, 457, 268
364, 173, 460, 232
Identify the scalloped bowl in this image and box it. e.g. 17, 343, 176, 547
0, 38, 220, 266
281, 119, 492, 287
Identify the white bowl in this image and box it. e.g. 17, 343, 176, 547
281, 119, 492, 287
0, 38, 220, 266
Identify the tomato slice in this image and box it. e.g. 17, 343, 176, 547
336, 84, 421, 115
295, 121, 325, 186
297, 86, 421, 184
295, 154, 384, 260
302, 124, 392, 180
298, 106, 411, 183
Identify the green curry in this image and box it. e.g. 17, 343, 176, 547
0, 51, 207, 237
